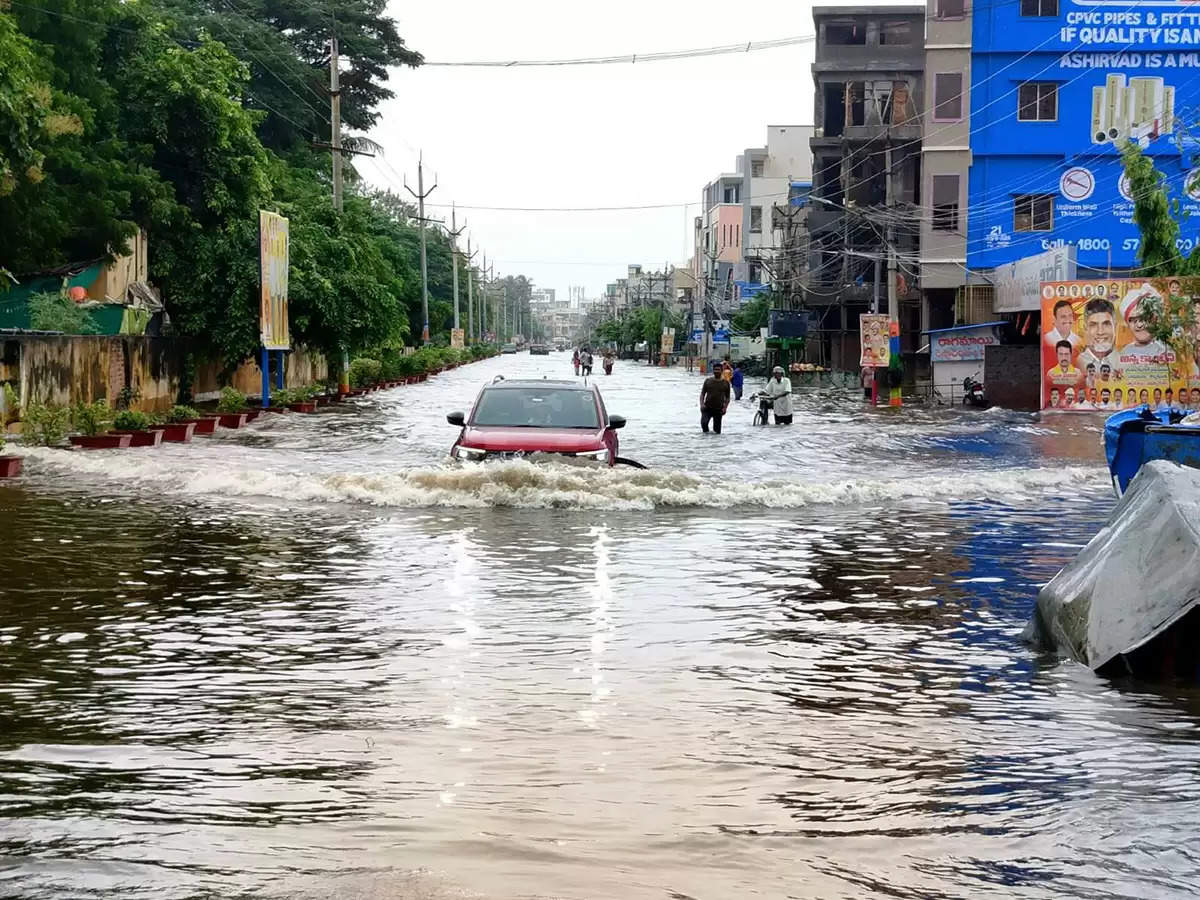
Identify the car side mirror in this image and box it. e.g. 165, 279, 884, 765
447, 411, 465, 426
608, 415, 626, 430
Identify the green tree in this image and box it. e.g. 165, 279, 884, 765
149, 0, 422, 150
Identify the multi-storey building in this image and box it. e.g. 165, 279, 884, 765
807, 4, 926, 370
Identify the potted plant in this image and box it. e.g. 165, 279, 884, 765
264, 387, 294, 413
69, 400, 129, 449
22, 402, 71, 450
216, 386, 249, 429
111, 409, 166, 447
160, 405, 200, 442
288, 387, 318, 414
169, 403, 217, 435
0, 384, 21, 477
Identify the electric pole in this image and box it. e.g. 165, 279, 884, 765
465, 237, 478, 342
448, 204, 467, 338
405, 154, 437, 344
885, 144, 901, 408
502, 285, 508, 341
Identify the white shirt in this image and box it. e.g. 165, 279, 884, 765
1077, 346, 1116, 372
1119, 339, 1169, 359
764, 377, 794, 417
1044, 327, 1081, 349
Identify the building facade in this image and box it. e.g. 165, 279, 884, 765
967, 0, 1200, 286
808, 4, 927, 370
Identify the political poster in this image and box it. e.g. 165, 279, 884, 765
1040, 278, 1200, 412
660, 327, 675, 355
451, 328, 465, 349
859, 314, 890, 367
259, 211, 290, 350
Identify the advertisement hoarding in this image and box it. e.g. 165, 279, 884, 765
451, 328, 465, 349
993, 247, 1077, 314
259, 211, 290, 350
1040, 278, 1200, 412
660, 327, 675, 355
859, 314, 890, 367
929, 324, 1004, 363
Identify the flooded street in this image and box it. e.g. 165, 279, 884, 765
2, 354, 1199, 900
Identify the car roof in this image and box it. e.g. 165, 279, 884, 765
484, 378, 594, 392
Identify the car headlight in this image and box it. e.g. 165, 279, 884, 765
452, 445, 486, 461
571, 449, 610, 462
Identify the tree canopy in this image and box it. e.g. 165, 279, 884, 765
0, 0, 514, 372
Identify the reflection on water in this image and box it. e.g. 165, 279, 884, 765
1, 355, 1198, 899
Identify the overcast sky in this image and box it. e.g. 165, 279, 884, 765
368, 0, 836, 300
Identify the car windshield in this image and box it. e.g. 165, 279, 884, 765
473, 388, 600, 428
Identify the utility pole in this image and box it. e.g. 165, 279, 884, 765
312, 38, 375, 391
465, 237, 478, 342
405, 154, 437, 344
448, 204, 466, 337
885, 144, 901, 408
502, 285, 508, 341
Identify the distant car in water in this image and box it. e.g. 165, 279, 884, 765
529, 343, 550, 355
446, 377, 626, 466
501, 343, 518, 354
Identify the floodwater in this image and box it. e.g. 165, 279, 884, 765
1, 354, 1198, 900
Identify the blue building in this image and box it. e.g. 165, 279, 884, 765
969, 0, 1200, 276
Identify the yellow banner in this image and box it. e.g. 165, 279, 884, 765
859, 314, 890, 367
259, 210, 290, 350
1040, 278, 1200, 412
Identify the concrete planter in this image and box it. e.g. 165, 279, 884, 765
244, 408, 262, 423
110, 429, 165, 448
0, 456, 22, 478
70, 433, 133, 450
186, 417, 219, 435
217, 413, 248, 429
161, 422, 197, 443
288, 402, 317, 413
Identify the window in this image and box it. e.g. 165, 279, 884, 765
750, 206, 763, 233
723, 185, 740, 203
1020, 0, 1058, 16
932, 175, 960, 231
749, 263, 762, 284
1014, 194, 1054, 232
879, 21, 914, 45
936, 0, 965, 18
751, 159, 764, 177
934, 73, 964, 121
825, 21, 866, 45
1018, 82, 1057, 121
473, 388, 600, 429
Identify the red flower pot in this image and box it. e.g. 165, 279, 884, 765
161, 422, 197, 443
244, 408, 263, 423
0, 456, 22, 478
110, 429, 165, 448
217, 413, 248, 429
288, 402, 317, 413
188, 417, 219, 435
264, 406, 289, 414
70, 433, 133, 450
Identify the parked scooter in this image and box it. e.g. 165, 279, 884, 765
962, 373, 987, 408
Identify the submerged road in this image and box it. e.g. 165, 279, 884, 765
1, 353, 1198, 900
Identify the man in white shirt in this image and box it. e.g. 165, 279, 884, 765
764, 366, 794, 425
1044, 299, 1081, 350
1119, 287, 1169, 359
1077, 297, 1118, 372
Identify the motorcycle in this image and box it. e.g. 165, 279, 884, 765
962, 373, 987, 408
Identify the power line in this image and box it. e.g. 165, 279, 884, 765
423, 35, 815, 67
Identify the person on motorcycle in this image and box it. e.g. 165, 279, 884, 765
763, 366, 794, 424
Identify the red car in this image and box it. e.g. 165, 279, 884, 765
447, 377, 626, 466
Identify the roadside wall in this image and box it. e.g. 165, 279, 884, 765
0, 335, 327, 415
984, 344, 1040, 411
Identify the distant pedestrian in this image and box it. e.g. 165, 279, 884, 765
731, 363, 744, 400
573, 348, 580, 376
861, 365, 874, 401
700, 363, 731, 434
764, 366, 794, 425
581, 348, 593, 376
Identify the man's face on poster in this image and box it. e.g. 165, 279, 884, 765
1057, 345, 1072, 369
1055, 305, 1075, 336
1129, 308, 1153, 345
1086, 309, 1115, 355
